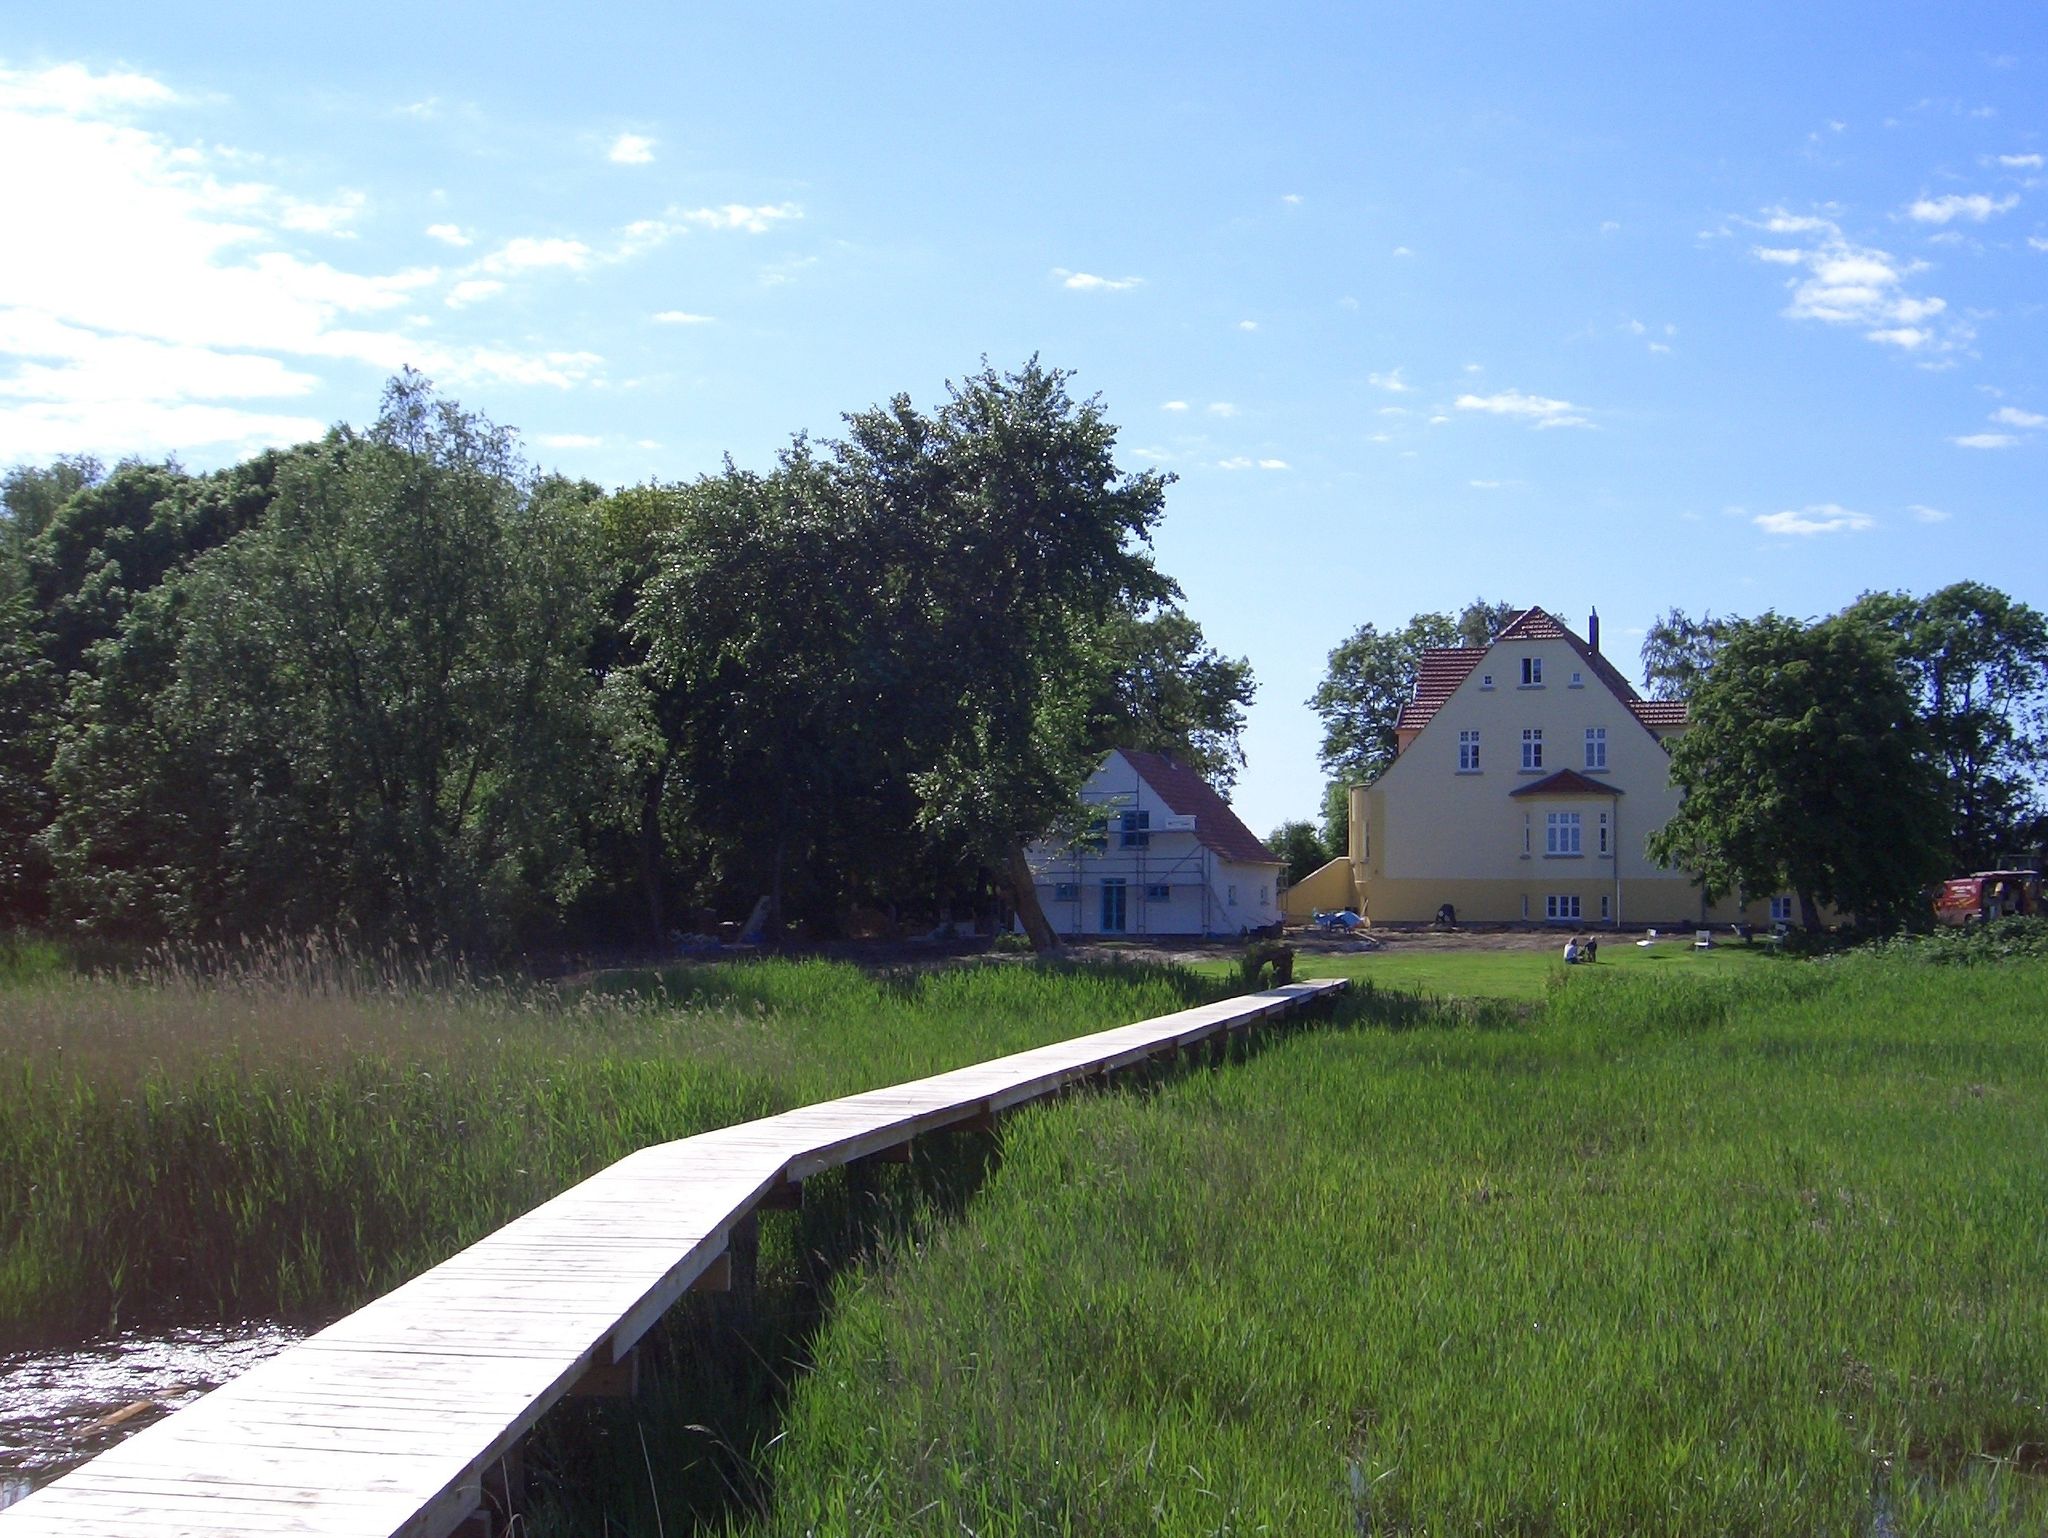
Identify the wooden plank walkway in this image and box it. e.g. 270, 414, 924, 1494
1, 977, 1346, 1538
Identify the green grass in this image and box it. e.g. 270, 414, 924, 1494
738, 953, 2048, 1536
0, 951, 1225, 1343
1185, 933, 1774, 1001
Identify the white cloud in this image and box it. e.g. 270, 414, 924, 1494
1206, 402, 1238, 417
477, 236, 594, 274
1160, 400, 1188, 412
0, 60, 623, 457
607, 133, 656, 165
426, 223, 472, 247
1470, 479, 1506, 489
1600, 220, 1620, 235
1217, 456, 1252, 470
537, 432, 603, 449
671, 202, 799, 234
1052, 268, 1142, 292
1390, 245, 1414, 257
1454, 389, 1590, 428
1367, 368, 1413, 393
1952, 432, 2019, 448
1282, 193, 1303, 205
1991, 406, 2046, 428
652, 310, 714, 325
1997, 153, 2044, 169
1909, 504, 1951, 523
2032, 236, 2048, 252
1237, 320, 1258, 331
1747, 210, 1962, 353
1754, 504, 1874, 536
445, 279, 506, 308
1907, 192, 2019, 223
1257, 458, 1289, 470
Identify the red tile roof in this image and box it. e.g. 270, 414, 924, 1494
1395, 606, 1688, 743
1117, 749, 1281, 866
1629, 699, 1690, 729
1509, 769, 1626, 798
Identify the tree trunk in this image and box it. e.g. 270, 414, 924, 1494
1005, 844, 1061, 953
1798, 889, 1822, 932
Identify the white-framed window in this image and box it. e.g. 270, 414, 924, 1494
1585, 727, 1607, 770
1101, 878, 1127, 932
1458, 730, 1480, 771
1145, 883, 1170, 902
1259, 884, 1270, 905
1546, 811, 1582, 856
1053, 882, 1078, 901
1119, 809, 1150, 847
1522, 813, 1532, 856
1480, 673, 1495, 689
1546, 893, 1582, 920
1569, 670, 1584, 688
1770, 896, 1794, 923
1520, 894, 1530, 920
1522, 728, 1544, 770
1227, 884, 1238, 906
1601, 894, 1611, 920
1521, 656, 1543, 686
1598, 811, 1610, 855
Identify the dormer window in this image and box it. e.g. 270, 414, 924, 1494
1521, 657, 1542, 687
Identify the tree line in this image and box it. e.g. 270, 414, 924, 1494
0, 364, 1253, 954
1300, 590, 2047, 929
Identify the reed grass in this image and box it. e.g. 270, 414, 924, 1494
0, 945, 1224, 1344
742, 953, 2048, 1535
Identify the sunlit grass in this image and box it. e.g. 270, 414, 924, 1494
0, 948, 1225, 1344
743, 953, 2048, 1535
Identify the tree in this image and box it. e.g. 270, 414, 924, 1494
1647, 614, 1947, 931
46, 374, 607, 947
1309, 598, 1514, 786
1639, 608, 1731, 701
0, 590, 59, 922
1267, 819, 1330, 886
1320, 780, 1352, 861
1080, 603, 1254, 792
1840, 582, 2048, 870
2, 455, 102, 602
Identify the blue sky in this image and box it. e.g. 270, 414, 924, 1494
3, 2, 2044, 836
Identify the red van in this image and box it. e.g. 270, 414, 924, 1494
1933, 871, 2041, 927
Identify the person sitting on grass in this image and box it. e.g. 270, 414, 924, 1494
1562, 936, 1581, 965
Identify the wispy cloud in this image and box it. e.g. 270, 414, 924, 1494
1991, 406, 2046, 428
1257, 458, 1289, 470
1236, 319, 1259, 331
652, 310, 714, 325
607, 133, 656, 165
1996, 153, 2043, 169
1744, 208, 1960, 353
1160, 400, 1189, 412
1367, 368, 1413, 393
1754, 504, 1873, 536
425, 222, 472, 247
1909, 504, 1951, 523
537, 432, 603, 449
1906, 192, 2019, 224
1454, 389, 1591, 429
1217, 456, 1289, 472
1206, 402, 1238, 418
445, 278, 506, 308
1051, 268, 1143, 292
1952, 432, 2018, 449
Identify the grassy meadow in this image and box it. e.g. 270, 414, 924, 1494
0, 941, 1224, 1343
738, 949, 2048, 1536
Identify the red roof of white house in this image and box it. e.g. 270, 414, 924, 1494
1395, 606, 1686, 743
1117, 749, 1281, 866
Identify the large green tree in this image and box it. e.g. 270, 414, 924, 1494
1647, 613, 1947, 931
0, 590, 60, 923
1840, 582, 2047, 869
45, 374, 606, 947
2, 455, 102, 602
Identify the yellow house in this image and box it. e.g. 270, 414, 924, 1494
1349, 606, 1793, 928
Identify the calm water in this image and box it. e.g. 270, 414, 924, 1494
0, 1322, 301, 1505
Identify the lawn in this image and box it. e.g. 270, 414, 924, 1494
1185, 931, 1776, 1001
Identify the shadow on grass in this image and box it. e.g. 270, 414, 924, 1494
513, 991, 1356, 1536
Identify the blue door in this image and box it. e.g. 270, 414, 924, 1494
1101, 879, 1127, 933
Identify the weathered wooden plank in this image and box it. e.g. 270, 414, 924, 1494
1, 980, 1344, 1538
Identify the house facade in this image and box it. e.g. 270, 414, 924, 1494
1027, 749, 1283, 937
1349, 607, 1794, 928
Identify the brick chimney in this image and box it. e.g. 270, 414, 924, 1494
1588, 607, 1601, 654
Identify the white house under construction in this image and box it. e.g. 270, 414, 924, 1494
1025, 749, 1283, 938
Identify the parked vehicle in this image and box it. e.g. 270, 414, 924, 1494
1932, 870, 2041, 927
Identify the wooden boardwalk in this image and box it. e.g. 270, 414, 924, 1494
1, 977, 1345, 1537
